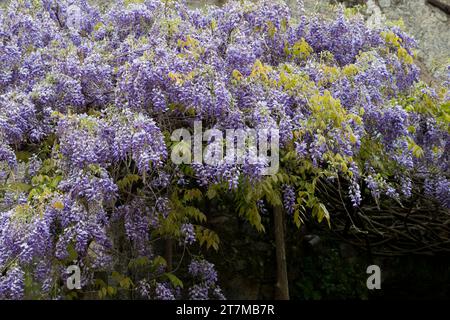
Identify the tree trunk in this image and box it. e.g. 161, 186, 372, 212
273, 205, 289, 300
164, 239, 173, 272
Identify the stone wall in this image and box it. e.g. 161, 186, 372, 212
366, 0, 449, 79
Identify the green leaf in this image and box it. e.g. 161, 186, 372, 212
117, 174, 140, 191
152, 256, 167, 268
206, 186, 217, 199
317, 203, 331, 228
7, 182, 32, 193
195, 227, 220, 251
293, 209, 304, 228
107, 286, 116, 296
184, 206, 207, 223
95, 278, 107, 288
119, 277, 133, 289
183, 189, 202, 202
165, 273, 184, 289
111, 271, 122, 282
128, 256, 152, 269
67, 243, 78, 262
49, 175, 63, 189
16, 151, 31, 162
246, 205, 265, 232
412, 145, 424, 158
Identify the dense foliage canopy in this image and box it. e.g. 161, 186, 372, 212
0, 0, 448, 299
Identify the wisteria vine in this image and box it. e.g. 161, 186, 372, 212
0, 0, 449, 299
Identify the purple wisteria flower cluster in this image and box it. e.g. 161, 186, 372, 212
188, 259, 224, 300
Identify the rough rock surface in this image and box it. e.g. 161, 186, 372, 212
375, 0, 449, 76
